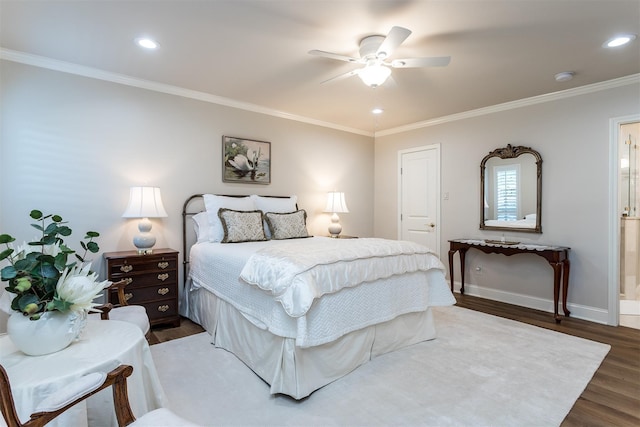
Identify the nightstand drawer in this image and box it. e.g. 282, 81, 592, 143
108, 256, 177, 276
142, 299, 179, 322
113, 270, 177, 289
109, 283, 177, 305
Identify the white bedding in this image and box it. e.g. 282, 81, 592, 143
188, 237, 455, 348
240, 237, 445, 317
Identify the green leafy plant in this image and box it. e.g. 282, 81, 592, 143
0, 210, 109, 320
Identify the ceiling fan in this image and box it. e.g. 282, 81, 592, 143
309, 26, 451, 88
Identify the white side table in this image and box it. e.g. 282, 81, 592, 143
0, 318, 167, 426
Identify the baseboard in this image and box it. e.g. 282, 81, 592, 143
451, 282, 610, 325
620, 299, 640, 315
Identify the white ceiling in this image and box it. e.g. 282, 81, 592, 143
1, 0, 639, 135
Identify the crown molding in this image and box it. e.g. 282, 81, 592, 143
2, 48, 637, 140
375, 74, 640, 137
0, 48, 374, 138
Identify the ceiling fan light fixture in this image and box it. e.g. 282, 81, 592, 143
358, 64, 391, 87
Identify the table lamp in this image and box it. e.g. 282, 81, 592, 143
122, 186, 168, 254
324, 191, 349, 238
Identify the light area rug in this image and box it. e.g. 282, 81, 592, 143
150, 306, 610, 427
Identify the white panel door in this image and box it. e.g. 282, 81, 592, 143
398, 145, 440, 255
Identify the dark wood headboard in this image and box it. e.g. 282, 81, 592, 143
181, 194, 294, 283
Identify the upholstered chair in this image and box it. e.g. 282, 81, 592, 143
95, 279, 151, 340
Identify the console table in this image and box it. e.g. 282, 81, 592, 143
448, 239, 571, 322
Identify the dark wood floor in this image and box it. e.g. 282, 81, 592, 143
148, 294, 640, 426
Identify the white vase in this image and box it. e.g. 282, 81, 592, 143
7, 310, 83, 356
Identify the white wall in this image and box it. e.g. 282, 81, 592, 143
375, 81, 640, 322
0, 61, 374, 288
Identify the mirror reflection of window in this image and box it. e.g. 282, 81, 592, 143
494, 164, 520, 220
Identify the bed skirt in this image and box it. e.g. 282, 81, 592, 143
181, 284, 437, 399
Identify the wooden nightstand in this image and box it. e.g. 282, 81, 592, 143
103, 248, 180, 328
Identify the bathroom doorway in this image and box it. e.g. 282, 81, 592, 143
619, 120, 640, 329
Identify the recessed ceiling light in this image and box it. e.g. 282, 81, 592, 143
372, 108, 384, 114
136, 38, 159, 49
604, 34, 636, 48
554, 71, 574, 82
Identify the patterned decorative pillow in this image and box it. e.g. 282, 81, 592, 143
265, 210, 310, 240
218, 208, 266, 243
250, 195, 298, 238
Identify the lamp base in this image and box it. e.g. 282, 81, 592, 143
132, 218, 156, 255
328, 213, 342, 238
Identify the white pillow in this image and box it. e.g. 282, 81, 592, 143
250, 195, 297, 213
250, 195, 298, 238
192, 212, 213, 243
203, 195, 257, 242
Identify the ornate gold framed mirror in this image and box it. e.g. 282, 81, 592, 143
480, 144, 542, 233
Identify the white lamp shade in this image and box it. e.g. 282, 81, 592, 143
358, 64, 391, 87
324, 192, 349, 213
122, 187, 168, 218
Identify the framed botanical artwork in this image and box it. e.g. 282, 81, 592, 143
222, 136, 271, 184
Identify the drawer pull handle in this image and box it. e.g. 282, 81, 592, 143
120, 265, 133, 273
158, 305, 170, 312
158, 273, 169, 281
158, 261, 169, 269
123, 278, 133, 285
124, 292, 133, 301
158, 287, 169, 296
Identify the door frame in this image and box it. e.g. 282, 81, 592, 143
397, 144, 441, 256
608, 113, 640, 326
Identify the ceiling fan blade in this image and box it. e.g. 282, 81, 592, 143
376, 26, 412, 59
391, 56, 451, 68
320, 68, 360, 84
308, 49, 361, 63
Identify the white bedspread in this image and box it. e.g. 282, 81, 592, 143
188, 237, 455, 347
240, 237, 445, 317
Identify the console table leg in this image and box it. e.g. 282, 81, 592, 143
562, 259, 571, 317
551, 262, 562, 322
459, 249, 467, 295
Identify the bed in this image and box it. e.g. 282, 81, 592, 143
180, 194, 455, 399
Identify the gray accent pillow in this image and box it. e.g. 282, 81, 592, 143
218, 208, 267, 243
265, 210, 310, 240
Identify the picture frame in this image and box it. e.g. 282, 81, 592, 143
222, 136, 271, 184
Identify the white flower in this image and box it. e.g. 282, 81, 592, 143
7, 241, 29, 261
6, 241, 61, 261
42, 242, 62, 257
55, 263, 110, 313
